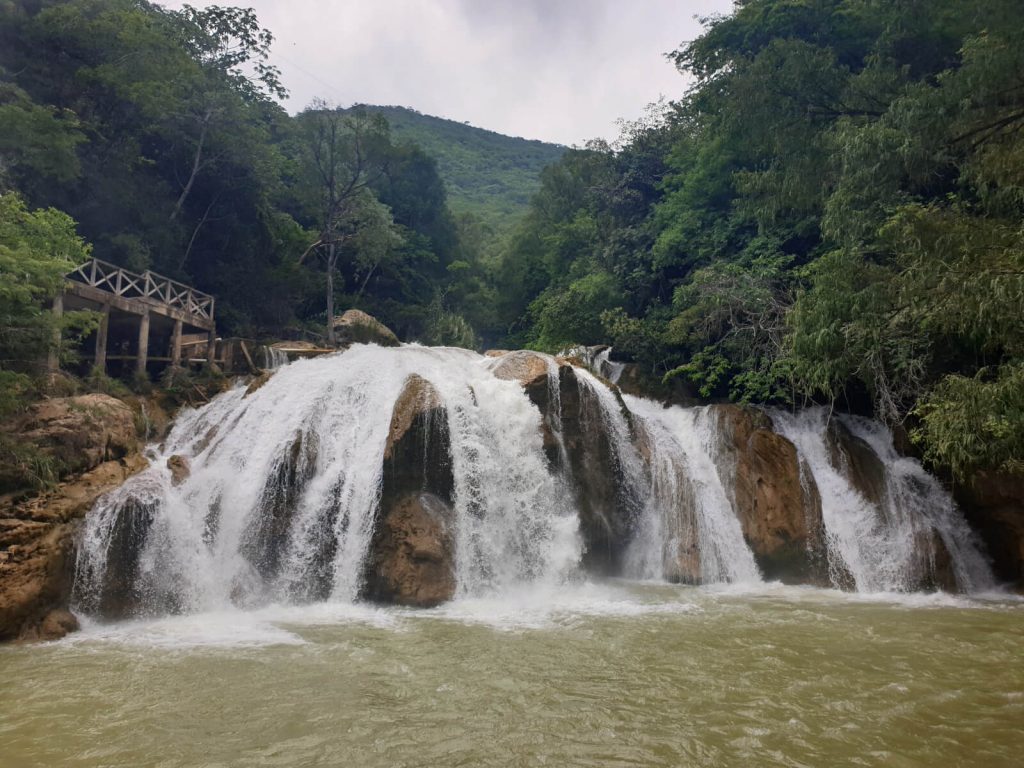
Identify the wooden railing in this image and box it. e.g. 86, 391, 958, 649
67, 258, 215, 322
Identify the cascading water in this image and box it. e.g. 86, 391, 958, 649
259, 345, 289, 369
772, 408, 994, 593
73, 345, 581, 617
572, 367, 648, 525
623, 398, 761, 584
73, 347, 999, 621
594, 348, 626, 385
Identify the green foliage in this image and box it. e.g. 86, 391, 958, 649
0, 192, 92, 407
529, 271, 622, 352
914, 365, 1024, 480
497, 0, 1024, 477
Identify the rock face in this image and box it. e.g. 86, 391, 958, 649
0, 453, 148, 641
363, 374, 456, 606
333, 309, 400, 348
166, 455, 190, 486
557, 364, 640, 575
956, 471, 1024, 590
491, 352, 641, 573
365, 493, 455, 607
713, 405, 828, 584
6, 394, 137, 484
490, 350, 550, 386
826, 419, 888, 508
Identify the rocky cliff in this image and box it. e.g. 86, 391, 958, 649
0, 395, 145, 641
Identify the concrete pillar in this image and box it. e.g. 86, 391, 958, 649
170, 318, 183, 368
206, 328, 217, 365
94, 303, 110, 371
136, 311, 150, 378
46, 293, 64, 374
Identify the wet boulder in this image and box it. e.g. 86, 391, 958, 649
826, 419, 888, 508
362, 493, 455, 607
490, 351, 564, 466
332, 309, 400, 348
166, 455, 190, 486
240, 431, 319, 585
557, 364, 642, 575
713, 405, 828, 584
364, 375, 456, 607
489, 350, 550, 388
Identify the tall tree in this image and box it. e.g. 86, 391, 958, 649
298, 103, 398, 343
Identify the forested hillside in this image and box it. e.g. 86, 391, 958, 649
349, 105, 565, 236
496, 0, 1024, 480
0, 0, 491, 351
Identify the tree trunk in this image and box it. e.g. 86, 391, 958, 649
326, 241, 336, 345
170, 111, 211, 223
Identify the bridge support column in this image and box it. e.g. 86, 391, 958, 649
94, 303, 110, 371
170, 318, 183, 368
46, 293, 64, 375
206, 329, 216, 366
136, 311, 150, 378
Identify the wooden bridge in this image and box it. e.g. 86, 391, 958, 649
52, 258, 218, 376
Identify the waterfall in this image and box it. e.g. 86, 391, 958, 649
594, 348, 626, 385
772, 408, 994, 593
259, 345, 289, 369
623, 398, 761, 584
74, 346, 581, 616
73, 348, 998, 620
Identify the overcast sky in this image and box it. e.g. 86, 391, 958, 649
163, 0, 735, 145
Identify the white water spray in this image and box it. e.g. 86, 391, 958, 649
624, 398, 761, 584
74, 346, 581, 615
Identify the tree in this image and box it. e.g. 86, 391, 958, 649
162, 3, 286, 222
298, 103, 399, 343
0, 192, 92, 412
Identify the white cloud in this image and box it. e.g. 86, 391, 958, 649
163, 0, 734, 145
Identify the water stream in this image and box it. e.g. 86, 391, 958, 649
7, 344, 1019, 766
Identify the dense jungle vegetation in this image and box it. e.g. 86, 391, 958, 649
501, 0, 1024, 480
1, 0, 1022, 481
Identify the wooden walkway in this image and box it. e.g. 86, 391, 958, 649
54, 259, 218, 375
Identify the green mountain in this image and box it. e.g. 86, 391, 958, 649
353, 105, 565, 234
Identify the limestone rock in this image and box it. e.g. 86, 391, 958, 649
244, 370, 274, 397
37, 609, 80, 641
826, 419, 888, 508
712, 405, 828, 584
557, 364, 639, 574
489, 350, 550, 387
166, 455, 190, 486
332, 309, 400, 348
8, 394, 137, 484
364, 375, 456, 607
0, 453, 148, 642
362, 493, 455, 607
956, 471, 1024, 590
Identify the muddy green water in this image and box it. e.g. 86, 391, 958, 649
1, 583, 1022, 768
